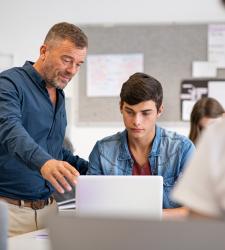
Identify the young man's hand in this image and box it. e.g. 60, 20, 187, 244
40, 159, 80, 193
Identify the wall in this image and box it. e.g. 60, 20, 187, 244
1, 0, 225, 158
1, 0, 225, 64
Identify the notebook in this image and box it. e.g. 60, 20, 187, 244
76, 175, 163, 219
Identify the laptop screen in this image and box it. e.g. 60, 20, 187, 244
76, 175, 163, 219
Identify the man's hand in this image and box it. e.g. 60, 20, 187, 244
40, 159, 80, 193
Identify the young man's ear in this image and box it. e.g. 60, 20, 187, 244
157, 104, 164, 117
119, 101, 123, 113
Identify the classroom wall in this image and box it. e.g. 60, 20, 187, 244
1, 0, 225, 159
1, 0, 225, 65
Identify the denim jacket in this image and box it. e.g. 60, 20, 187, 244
87, 126, 195, 208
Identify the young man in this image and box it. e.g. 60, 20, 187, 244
0, 22, 88, 236
87, 72, 195, 218
172, 118, 225, 219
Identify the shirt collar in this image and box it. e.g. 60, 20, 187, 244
118, 130, 132, 160
22, 61, 46, 89
150, 125, 161, 156
22, 61, 64, 98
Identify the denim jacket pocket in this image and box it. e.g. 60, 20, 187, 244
102, 161, 127, 175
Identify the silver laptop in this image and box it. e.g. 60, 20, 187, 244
76, 175, 163, 219
48, 215, 225, 250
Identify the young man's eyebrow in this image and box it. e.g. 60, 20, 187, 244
124, 107, 137, 112
124, 107, 134, 111
124, 106, 153, 112
141, 109, 153, 112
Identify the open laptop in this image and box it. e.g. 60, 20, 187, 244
48, 215, 225, 250
75, 175, 163, 219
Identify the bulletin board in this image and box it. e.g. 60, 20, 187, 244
77, 24, 209, 123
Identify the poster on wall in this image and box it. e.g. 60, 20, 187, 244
180, 80, 208, 121
180, 79, 225, 121
208, 81, 225, 108
86, 53, 144, 97
208, 24, 225, 68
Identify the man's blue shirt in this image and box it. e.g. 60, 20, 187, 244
0, 61, 87, 200
87, 127, 195, 208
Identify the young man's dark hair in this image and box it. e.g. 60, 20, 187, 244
44, 22, 88, 49
120, 72, 163, 112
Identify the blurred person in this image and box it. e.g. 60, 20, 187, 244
172, 0, 225, 220
172, 117, 225, 219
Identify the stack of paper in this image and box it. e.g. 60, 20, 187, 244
57, 198, 76, 211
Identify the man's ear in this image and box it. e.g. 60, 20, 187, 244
157, 104, 164, 117
40, 44, 47, 60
